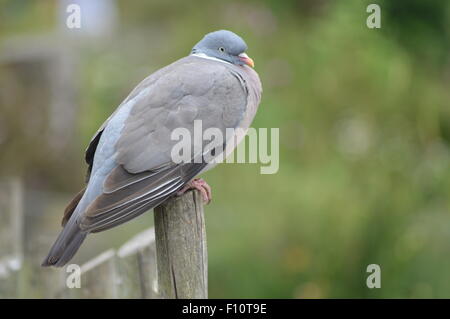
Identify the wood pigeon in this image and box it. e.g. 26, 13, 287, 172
42, 30, 262, 267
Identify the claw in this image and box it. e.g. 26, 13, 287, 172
177, 178, 212, 204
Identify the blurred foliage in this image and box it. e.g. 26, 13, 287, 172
0, 0, 449, 298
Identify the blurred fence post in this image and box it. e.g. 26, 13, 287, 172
0, 178, 69, 298
154, 190, 208, 299
59, 228, 158, 299
77, 249, 118, 298
20, 188, 67, 298
0, 178, 24, 298
116, 228, 158, 298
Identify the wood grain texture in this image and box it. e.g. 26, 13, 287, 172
154, 190, 207, 299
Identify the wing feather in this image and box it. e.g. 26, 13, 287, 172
79, 163, 206, 232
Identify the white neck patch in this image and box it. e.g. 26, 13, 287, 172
191, 52, 231, 65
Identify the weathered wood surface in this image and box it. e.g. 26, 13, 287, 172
154, 190, 208, 299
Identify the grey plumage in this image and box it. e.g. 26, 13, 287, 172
42, 30, 262, 267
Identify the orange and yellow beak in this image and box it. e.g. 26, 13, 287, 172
238, 53, 255, 68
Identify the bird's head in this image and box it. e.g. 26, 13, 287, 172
191, 30, 254, 68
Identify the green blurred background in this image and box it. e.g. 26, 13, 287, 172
0, 0, 449, 298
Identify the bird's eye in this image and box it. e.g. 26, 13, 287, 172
218, 47, 225, 52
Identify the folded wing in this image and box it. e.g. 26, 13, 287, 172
77, 57, 249, 233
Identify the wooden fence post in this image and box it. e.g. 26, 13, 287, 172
154, 190, 208, 299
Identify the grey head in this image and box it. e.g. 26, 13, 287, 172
191, 30, 255, 68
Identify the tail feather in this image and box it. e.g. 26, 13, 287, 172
42, 219, 87, 267
43, 186, 89, 267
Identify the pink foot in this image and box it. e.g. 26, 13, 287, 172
177, 178, 212, 204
